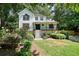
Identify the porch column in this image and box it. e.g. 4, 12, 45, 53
29, 22, 33, 31
53, 24, 57, 30
46, 23, 48, 30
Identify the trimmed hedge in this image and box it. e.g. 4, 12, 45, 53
60, 30, 69, 39
42, 31, 52, 39
42, 31, 66, 39
50, 33, 66, 39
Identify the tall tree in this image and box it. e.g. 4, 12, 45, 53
54, 3, 79, 31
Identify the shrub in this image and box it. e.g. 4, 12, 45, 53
60, 30, 69, 39
25, 33, 34, 41
43, 34, 50, 39
46, 31, 53, 35
17, 28, 27, 38
16, 40, 32, 56
0, 33, 21, 49
22, 40, 31, 51
0, 27, 33, 56
15, 28, 26, 38
1, 27, 6, 36
50, 33, 66, 39
42, 31, 52, 39
42, 31, 67, 39
15, 28, 34, 40
0, 30, 2, 37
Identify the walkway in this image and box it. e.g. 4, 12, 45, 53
31, 41, 47, 56
35, 30, 41, 38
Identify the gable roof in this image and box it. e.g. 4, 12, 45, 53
18, 8, 48, 16
18, 8, 34, 16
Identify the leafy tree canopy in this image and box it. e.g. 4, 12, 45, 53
54, 3, 79, 31
0, 3, 53, 28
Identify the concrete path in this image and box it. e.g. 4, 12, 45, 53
35, 30, 41, 38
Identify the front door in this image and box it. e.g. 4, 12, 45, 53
35, 24, 40, 30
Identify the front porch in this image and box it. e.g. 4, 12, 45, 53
33, 22, 57, 30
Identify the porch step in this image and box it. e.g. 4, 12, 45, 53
34, 38, 43, 40
35, 30, 42, 38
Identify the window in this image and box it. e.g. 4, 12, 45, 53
35, 16, 38, 20
49, 24, 54, 29
23, 23, 29, 29
40, 17, 43, 21
23, 14, 29, 20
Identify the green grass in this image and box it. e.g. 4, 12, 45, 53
34, 40, 79, 56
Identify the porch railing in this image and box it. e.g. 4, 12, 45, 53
33, 27, 54, 30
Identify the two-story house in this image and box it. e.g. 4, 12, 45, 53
18, 8, 58, 31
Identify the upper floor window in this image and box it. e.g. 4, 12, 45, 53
35, 16, 38, 20
46, 17, 49, 20
23, 14, 29, 20
40, 16, 43, 21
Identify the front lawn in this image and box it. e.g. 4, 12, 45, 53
34, 40, 79, 56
